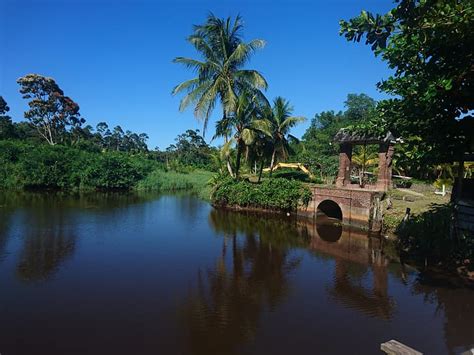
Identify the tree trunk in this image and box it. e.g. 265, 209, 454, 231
269, 149, 276, 177
227, 159, 235, 178
235, 140, 243, 179
258, 158, 264, 183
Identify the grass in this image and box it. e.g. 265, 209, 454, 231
135, 169, 214, 200
384, 182, 451, 233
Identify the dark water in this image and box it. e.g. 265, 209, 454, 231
0, 192, 473, 355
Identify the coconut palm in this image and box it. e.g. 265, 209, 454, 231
267, 97, 306, 173
172, 14, 268, 136
215, 91, 272, 178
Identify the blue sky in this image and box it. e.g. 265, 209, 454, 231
1, 0, 393, 149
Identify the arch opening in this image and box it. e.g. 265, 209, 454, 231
316, 200, 343, 221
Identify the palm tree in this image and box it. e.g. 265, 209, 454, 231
268, 97, 305, 174
172, 14, 268, 136
216, 91, 272, 178
351, 145, 378, 187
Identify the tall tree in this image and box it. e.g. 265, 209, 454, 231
267, 97, 305, 173
17, 74, 83, 145
217, 91, 272, 177
340, 0, 474, 162
172, 14, 268, 136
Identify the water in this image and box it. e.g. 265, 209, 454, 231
0, 192, 472, 355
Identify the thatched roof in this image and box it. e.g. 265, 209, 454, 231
334, 128, 396, 145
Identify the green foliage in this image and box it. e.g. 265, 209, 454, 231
340, 0, 474, 162
296, 93, 376, 180
212, 177, 312, 212
17, 74, 83, 146
396, 204, 473, 268
165, 129, 215, 170
136, 169, 213, 199
82, 153, 151, 189
0, 140, 154, 190
172, 13, 267, 134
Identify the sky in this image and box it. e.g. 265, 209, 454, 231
1, 0, 394, 149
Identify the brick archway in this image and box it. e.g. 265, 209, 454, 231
297, 186, 384, 231
317, 200, 343, 220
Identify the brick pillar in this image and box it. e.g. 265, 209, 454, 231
336, 143, 352, 187
376, 143, 394, 191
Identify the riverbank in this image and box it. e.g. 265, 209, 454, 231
0, 140, 214, 196
382, 183, 473, 283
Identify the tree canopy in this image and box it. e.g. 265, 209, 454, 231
340, 0, 474, 162
172, 14, 267, 135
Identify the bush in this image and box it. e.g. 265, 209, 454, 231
211, 177, 312, 212
396, 203, 474, 268
82, 153, 150, 189
0, 140, 155, 190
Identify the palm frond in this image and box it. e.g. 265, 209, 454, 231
280, 116, 306, 131
172, 78, 200, 95
235, 70, 268, 90
241, 128, 256, 145
172, 57, 207, 71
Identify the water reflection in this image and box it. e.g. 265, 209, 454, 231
0, 193, 472, 355
0, 190, 162, 282
298, 219, 395, 319
16, 221, 76, 282
412, 276, 474, 354
182, 210, 303, 354
180, 210, 395, 354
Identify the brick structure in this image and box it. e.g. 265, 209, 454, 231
333, 129, 396, 192
335, 143, 352, 187
297, 186, 384, 231
297, 129, 396, 232
376, 143, 395, 191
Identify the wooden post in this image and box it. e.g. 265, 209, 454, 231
381, 340, 422, 355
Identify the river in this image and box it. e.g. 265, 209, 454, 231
0, 192, 472, 355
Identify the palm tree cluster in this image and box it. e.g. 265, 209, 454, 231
173, 14, 305, 179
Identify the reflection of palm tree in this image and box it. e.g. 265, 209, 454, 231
182, 211, 303, 355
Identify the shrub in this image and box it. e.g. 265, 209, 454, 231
82, 153, 149, 189
211, 177, 312, 212
396, 203, 474, 268
0, 140, 155, 190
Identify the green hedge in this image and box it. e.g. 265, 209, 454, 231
211, 177, 312, 212
0, 140, 155, 190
